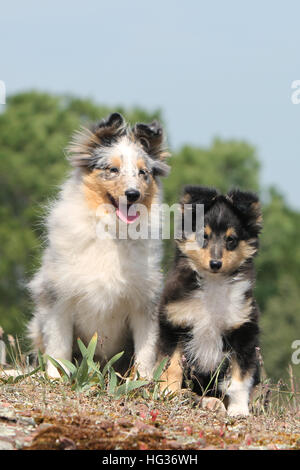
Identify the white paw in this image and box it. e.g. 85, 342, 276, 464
227, 403, 250, 417
46, 359, 70, 379
46, 362, 62, 379
199, 397, 227, 416
136, 363, 153, 381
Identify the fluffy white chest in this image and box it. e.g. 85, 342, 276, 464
69, 237, 161, 358
184, 276, 251, 373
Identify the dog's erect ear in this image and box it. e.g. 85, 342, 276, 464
181, 185, 218, 207
227, 189, 263, 234
178, 186, 217, 237
98, 112, 124, 129
67, 113, 126, 168
133, 120, 169, 161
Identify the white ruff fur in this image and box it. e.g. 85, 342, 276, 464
184, 273, 251, 374
28, 157, 163, 378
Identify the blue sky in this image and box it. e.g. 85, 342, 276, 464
1, 1, 300, 207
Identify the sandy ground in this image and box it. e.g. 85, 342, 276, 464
0, 375, 299, 451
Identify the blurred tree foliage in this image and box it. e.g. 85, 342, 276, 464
0, 91, 299, 382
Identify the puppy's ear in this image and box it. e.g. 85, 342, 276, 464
133, 120, 169, 161
227, 189, 263, 234
93, 112, 125, 141
67, 113, 126, 168
181, 185, 218, 207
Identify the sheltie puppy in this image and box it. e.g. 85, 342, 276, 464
157, 185, 262, 416
28, 112, 170, 378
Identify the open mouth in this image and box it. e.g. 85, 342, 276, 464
108, 194, 140, 224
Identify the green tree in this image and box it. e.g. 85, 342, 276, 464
163, 138, 260, 205
256, 189, 300, 381
0, 91, 299, 383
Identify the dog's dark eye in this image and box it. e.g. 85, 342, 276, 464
139, 169, 147, 176
202, 232, 209, 248
109, 167, 119, 174
226, 236, 238, 250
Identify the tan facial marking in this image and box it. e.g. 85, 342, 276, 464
110, 155, 122, 168
205, 225, 212, 236
141, 176, 159, 210
179, 236, 257, 274
182, 192, 192, 205
179, 239, 212, 272
226, 227, 237, 238
82, 169, 108, 209
82, 166, 159, 212
221, 240, 256, 272
137, 158, 147, 170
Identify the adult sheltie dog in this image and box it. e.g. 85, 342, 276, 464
28, 112, 170, 378
157, 186, 262, 416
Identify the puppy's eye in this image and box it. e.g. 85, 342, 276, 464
139, 169, 147, 176
226, 236, 238, 250
109, 167, 119, 174
202, 232, 209, 248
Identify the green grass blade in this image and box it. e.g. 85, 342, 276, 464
76, 356, 89, 388
115, 379, 149, 398
59, 358, 77, 375
37, 350, 46, 372
102, 351, 124, 378
46, 356, 70, 381
10, 366, 42, 384
153, 357, 168, 382
87, 333, 98, 361
88, 361, 105, 389
108, 368, 118, 395
77, 338, 88, 357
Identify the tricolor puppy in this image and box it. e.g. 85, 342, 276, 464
28, 113, 170, 378
157, 186, 262, 416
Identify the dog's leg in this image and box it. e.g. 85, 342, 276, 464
40, 303, 73, 378
159, 347, 183, 393
129, 310, 158, 379
218, 317, 259, 416
221, 360, 254, 417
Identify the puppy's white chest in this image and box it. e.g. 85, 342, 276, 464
196, 276, 250, 328
185, 277, 251, 373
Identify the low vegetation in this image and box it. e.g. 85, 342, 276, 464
0, 333, 299, 450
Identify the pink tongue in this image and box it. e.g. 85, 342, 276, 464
116, 205, 140, 224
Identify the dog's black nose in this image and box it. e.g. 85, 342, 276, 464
125, 189, 140, 203
210, 260, 222, 271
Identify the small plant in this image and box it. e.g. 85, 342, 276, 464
0, 330, 169, 398
45, 333, 149, 397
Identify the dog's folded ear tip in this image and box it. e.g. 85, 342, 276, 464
134, 121, 163, 135
96, 112, 124, 129
133, 120, 167, 161
227, 188, 260, 206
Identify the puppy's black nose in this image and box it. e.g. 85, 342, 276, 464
210, 260, 222, 271
125, 189, 140, 203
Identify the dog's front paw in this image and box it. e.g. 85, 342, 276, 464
198, 397, 227, 416
227, 403, 250, 417
46, 362, 62, 379
135, 364, 153, 381
46, 359, 70, 379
